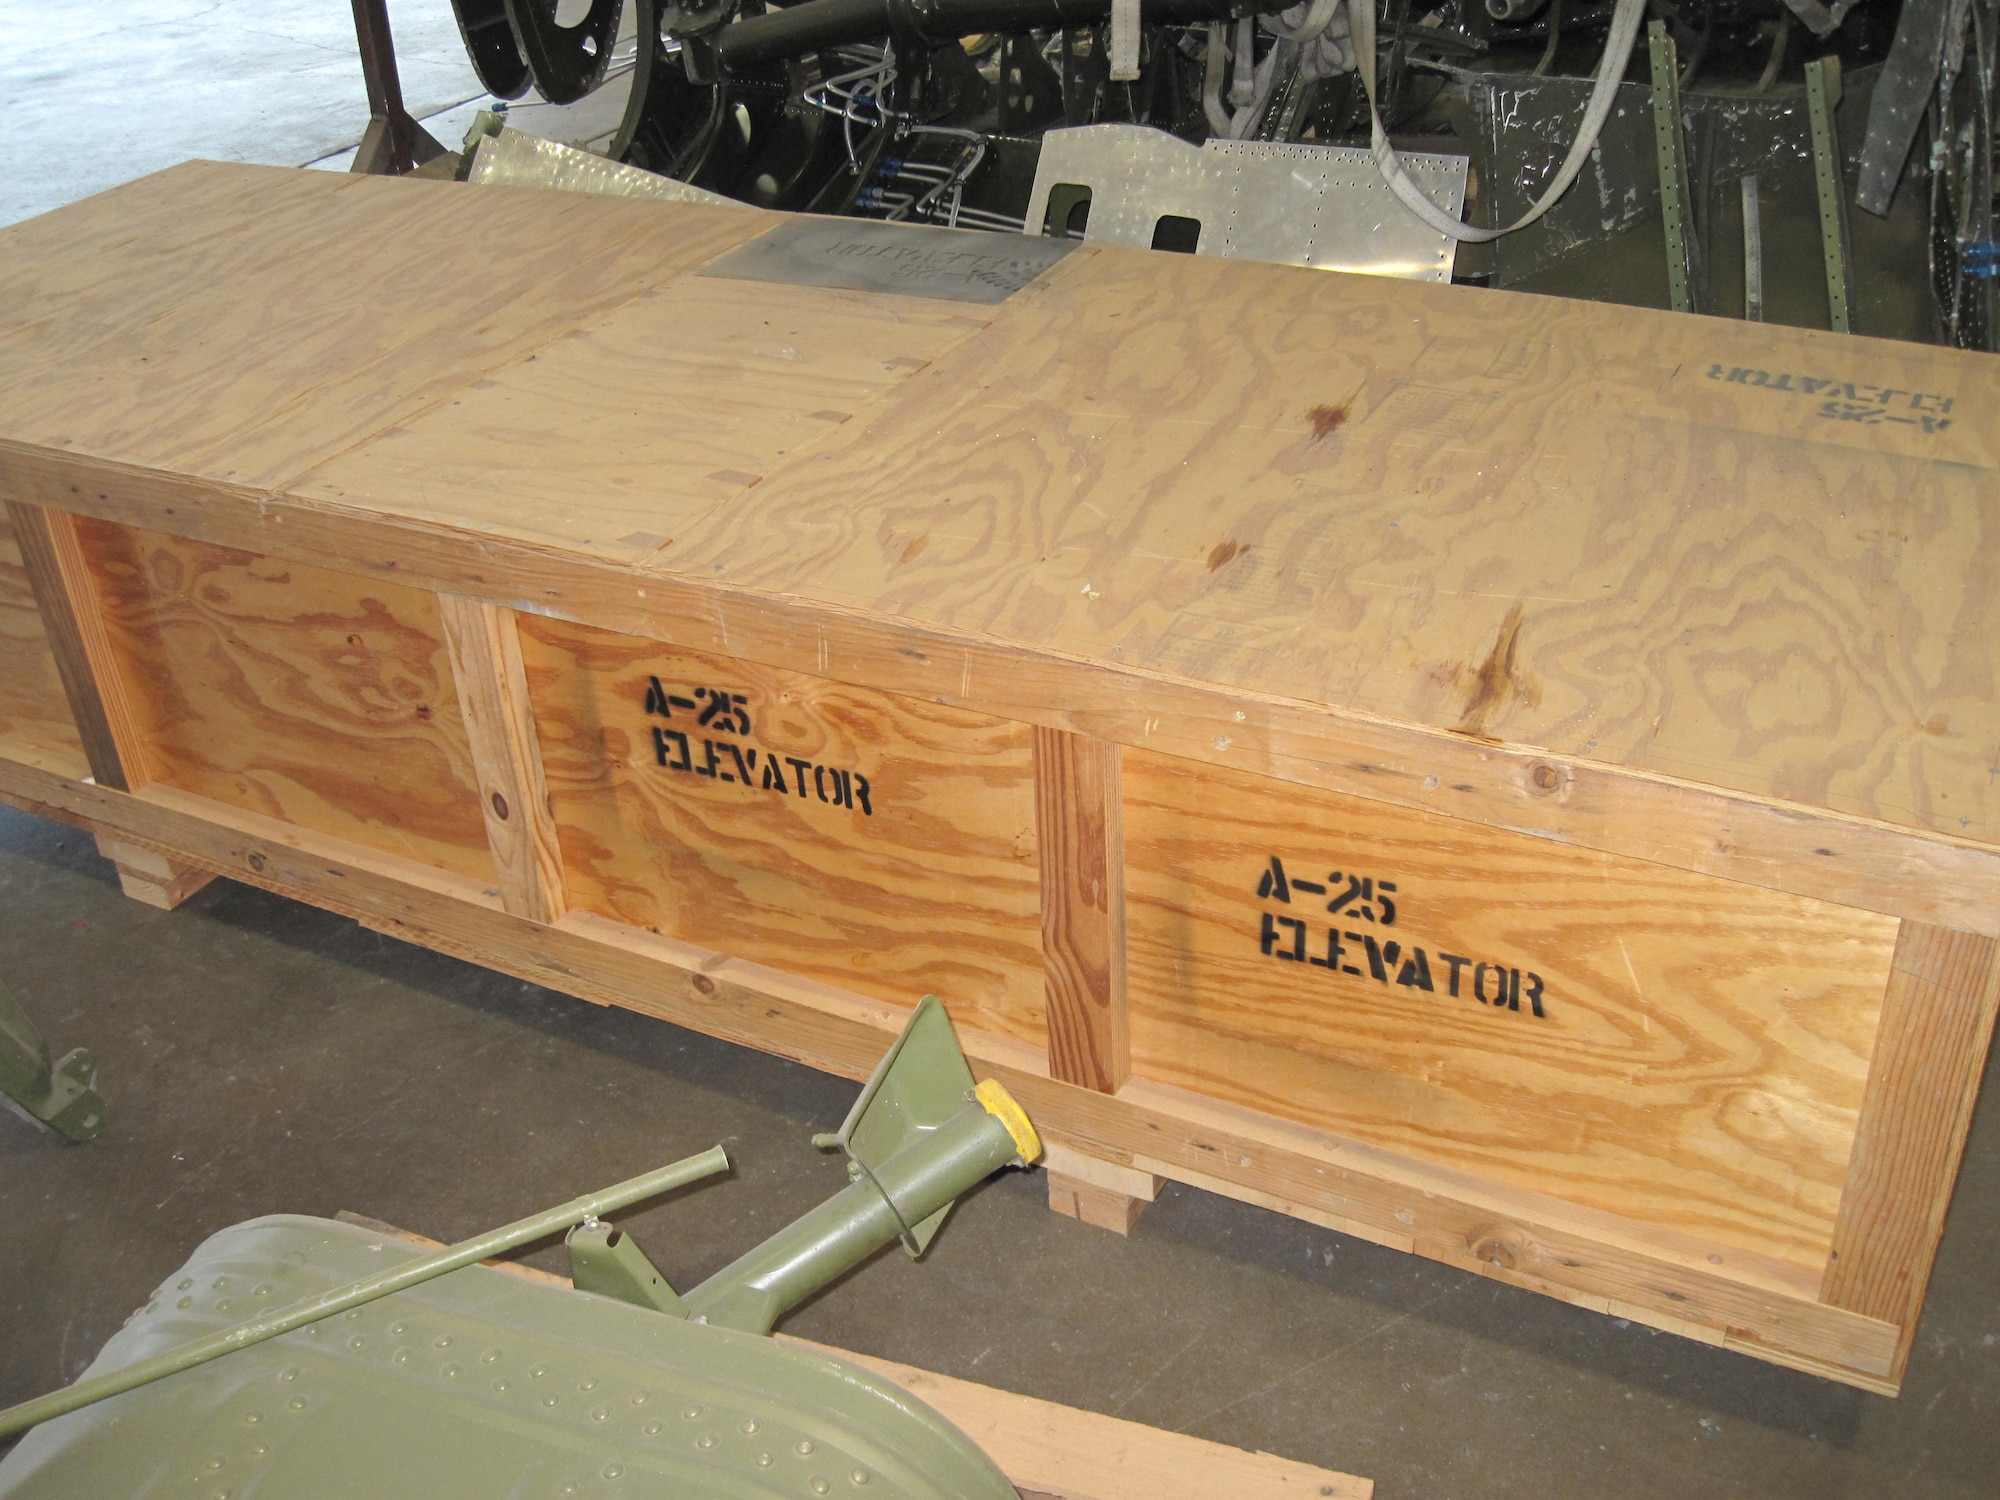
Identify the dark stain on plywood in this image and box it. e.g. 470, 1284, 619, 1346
1206, 540, 1247, 572
1307, 404, 1349, 440
1453, 604, 1540, 739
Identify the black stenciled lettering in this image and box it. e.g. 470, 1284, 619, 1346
1339, 933, 1363, 976
646, 677, 696, 717
697, 740, 725, 780
1377, 881, 1397, 925
1257, 856, 1292, 902
1439, 953, 1471, 996
853, 772, 873, 816
1291, 876, 1326, 896
1361, 936, 1403, 982
1260, 912, 1307, 961
786, 757, 812, 796
651, 726, 692, 772
1798, 376, 1832, 396
833, 768, 854, 809
761, 757, 787, 793
814, 764, 831, 804
1310, 927, 1343, 970
1328, 874, 1365, 917
1522, 972, 1546, 1018
723, 742, 751, 784
1473, 962, 1505, 1006
1396, 948, 1434, 991
1506, 967, 1522, 1012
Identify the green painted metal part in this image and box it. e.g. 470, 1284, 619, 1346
0, 1147, 732, 1443
1806, 55, 1855, 334
567, 1221, 690, 1317
1647, 19, 1698, 315
0, 1215, 1018, 1500
0, 996, 1033, 1500
0, 976, 105, 1143
683, 996, 1034, 1334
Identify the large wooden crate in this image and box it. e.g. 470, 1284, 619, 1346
2, 161, 1997, 1395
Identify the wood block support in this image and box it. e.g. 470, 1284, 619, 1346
1044, 1140, 1164, 1236
4, 502, 142, 792
1822, 921, 2000, 1376
1034, 727, 1127, 1093
438, 594, 566, 925
93, 834, 217, 910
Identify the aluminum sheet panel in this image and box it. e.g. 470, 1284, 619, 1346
1024, 124, 1469, 282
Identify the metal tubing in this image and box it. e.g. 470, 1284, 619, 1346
684, 1104, 1019, 1334
717, 0, 1293, 70
0, 1146, 731, 1442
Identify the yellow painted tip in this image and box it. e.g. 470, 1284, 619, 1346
974, 1078, 1042, 1166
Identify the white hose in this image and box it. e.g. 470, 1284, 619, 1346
1349, 0, 1650, 242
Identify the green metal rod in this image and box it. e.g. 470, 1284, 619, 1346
0, 1144, 730, 1442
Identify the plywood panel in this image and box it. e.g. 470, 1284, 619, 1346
1123, 746, 1900, 1272
656, 243, 2000, 848
517, 616, 1043, 1044
0, 161, 767, 493
76, 518, 493, 881
0, 507, 85, 773
297, 277, 992, 564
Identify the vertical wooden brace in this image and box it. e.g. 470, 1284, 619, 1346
437, 594, 566, 925
1822, 921, 2000, 1375
4, 502, 143, 792
1035, 727, 1128, 1093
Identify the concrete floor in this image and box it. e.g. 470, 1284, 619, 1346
4, 810, 1999, 1499
2, 4, 1998, 1497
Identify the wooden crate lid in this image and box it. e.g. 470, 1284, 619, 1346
2, 160, 1996, 854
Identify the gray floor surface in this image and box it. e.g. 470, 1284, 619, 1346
3, 809, 1998, 1500
1, 4, 1998, 1497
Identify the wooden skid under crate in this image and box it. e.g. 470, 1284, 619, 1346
3, 161, 1999, 1395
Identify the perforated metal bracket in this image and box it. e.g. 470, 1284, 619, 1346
566, 1219, 689, 1317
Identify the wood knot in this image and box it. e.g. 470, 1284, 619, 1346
490, 790, 510, 822
691, 973, 717, 996
1468, 1226, 1520, 1270
1528, 761, 1564, 795
246, 851, 267, 873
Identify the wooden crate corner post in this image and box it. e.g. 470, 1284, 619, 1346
1819, 921, 2000, 1384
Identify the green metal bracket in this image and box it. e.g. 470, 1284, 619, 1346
1806, 55, 1855, 334
0, 976, 106, 1142
813, 993, 981, 1256
566, 1218, 689, 1317
684, 996, 1039, 1335
1648, 20, 1700, 314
